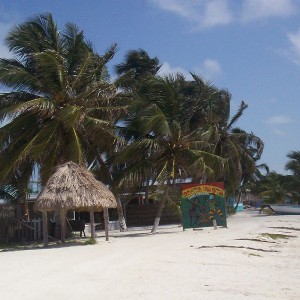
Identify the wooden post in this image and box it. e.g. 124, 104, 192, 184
103, 208, 109, 241
60, 209, 66, 243
213, 219, 217, 230
42, 211, 48, 246
90, 209, 95, 239
38, 217, 42, 240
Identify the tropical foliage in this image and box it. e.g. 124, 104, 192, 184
0, 13, 122, 186
250, 151, 300, 204
116, 75, 227, 232
258, 172, 287, 204
0, 13, 273, 233
284, 151, 300, 202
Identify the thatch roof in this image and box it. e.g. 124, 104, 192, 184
34, 162, 117, 212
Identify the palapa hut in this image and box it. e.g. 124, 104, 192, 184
34, 161, 117, 245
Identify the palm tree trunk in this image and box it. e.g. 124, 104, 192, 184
42, 211, 48, 246
103, 208, 109, 241
145, 178, 149, 204
54, 210, 60, 239
60, 209, 66, 243
96, 152, 127, 231
90, 210, 95, 239
151, 179, 170, 234
115, 193, 127, 232
234, 189, 242, 210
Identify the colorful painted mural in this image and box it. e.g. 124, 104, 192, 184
180, 182, 227, 229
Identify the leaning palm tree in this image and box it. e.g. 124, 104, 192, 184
178, 74, 264, 197
115, 49, 161, 89
234, 161, 269, 209
118, 75, 225, 233
0, 13, 123, 186
116, 49, 161, 80
203, 101, 263, 196
259, 172, 287, 204
180, 74, 231, 132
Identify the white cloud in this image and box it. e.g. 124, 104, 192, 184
150, 0, 233, 29
288, 29, 300, 53
151, 0, 298, 30
193, 58, 222, 80
273, 129, 286, 136
241, 0, 297, 22
150, 0, 195, 19
201, 0, 233, 28
265, 115, 292, 137
158, 59, 222, 81
286, 28, 300, 64
266, 115, 293, 125
203, 59, 222, 78
158, 62, 193, 80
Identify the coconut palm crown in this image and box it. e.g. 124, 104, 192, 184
0, 13, 123, 185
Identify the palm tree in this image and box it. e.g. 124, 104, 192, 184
87, 148, 130, 231
203, 101, 263, 196
115, 49, 161, 90
0, 184, 18, 204
176, 74, 264, 200
180, 74, 231, 132
284, 151, 300, 203
259, 172, 287, 203
0, 13, 122, 186
116, 49, 161, 80
0, 161, 34, 219
285, 151, 300, 176
117, 75, 225, 233
234, 162, 269, 209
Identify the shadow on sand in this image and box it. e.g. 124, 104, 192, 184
0, 238, 95, 252
0, 225, 184, 252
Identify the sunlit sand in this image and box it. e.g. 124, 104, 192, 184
0, 210, 299, 300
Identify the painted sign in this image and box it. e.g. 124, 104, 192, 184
180, 182, 227, 229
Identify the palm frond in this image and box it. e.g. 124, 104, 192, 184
0, 97, 56, 120
0, 58, 40, 92
5, 13, 61, 58
227, 100, 248, 129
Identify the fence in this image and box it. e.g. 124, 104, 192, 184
22, 219, 42, 241
0, 211, 43, 243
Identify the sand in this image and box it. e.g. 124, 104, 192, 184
0, 210, 299, 300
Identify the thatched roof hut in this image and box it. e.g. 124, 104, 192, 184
34, 161, 117, 245
34, 161, 117, 212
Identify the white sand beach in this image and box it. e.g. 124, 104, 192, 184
0, 210, 299, 300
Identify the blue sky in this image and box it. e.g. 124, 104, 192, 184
0, 0, 299, 174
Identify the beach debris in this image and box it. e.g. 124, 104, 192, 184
269, 226, 300, 231
235, 238, 276, 244
195, 245, 279, 252
260, 233, 296, 240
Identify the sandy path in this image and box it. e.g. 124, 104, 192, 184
0, 210, 299, 300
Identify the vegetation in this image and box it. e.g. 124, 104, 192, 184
249, 151, 300, 204
83, 237, 97, 245
1, 13, 298, 234
260, 233, 296, 240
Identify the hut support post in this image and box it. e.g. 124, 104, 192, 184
90, 210, 95, 239
60, 209, 66, 243
42, 211, 48, 246
103, 208, 109, 241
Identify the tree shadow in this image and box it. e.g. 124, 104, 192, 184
0, 238, 90, 252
